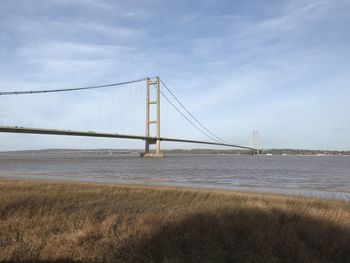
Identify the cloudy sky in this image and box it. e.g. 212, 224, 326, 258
0, 0, 349, 151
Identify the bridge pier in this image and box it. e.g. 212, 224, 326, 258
140, 138, 164, 157
141, 77, 164, 158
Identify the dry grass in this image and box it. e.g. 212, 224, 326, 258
0, 179, 349, 263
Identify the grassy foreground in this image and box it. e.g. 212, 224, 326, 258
0, 180, 350, 263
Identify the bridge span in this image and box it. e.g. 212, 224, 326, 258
0, 76, 259, 156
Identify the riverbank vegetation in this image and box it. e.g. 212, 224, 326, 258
0, 179, 349, 262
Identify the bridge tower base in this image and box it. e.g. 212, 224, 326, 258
140, 152, 164, 158
141, 77, 164, 158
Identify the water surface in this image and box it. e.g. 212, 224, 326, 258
0, 153, 349, 200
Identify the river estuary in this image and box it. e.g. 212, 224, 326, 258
0, 153, 349, 200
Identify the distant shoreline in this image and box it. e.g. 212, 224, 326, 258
1, 148, 349, 156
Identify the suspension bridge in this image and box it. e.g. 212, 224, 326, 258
0, 76, 258, 157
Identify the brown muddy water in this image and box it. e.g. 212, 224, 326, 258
0, 153, 349, 200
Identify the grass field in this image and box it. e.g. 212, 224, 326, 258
0, 179, 350, 262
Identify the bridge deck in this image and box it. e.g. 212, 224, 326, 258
0, 126, 256, 151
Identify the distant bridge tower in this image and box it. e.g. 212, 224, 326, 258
0, 112, 6, 126
252, 130, 262, 155
141, 77, 164, 157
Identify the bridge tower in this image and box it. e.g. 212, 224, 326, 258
252, 129, 262, 155
141, 77, 164, 157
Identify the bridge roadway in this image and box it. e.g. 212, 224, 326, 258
0, 126, 256, 152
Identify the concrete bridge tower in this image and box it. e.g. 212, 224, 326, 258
141, 77, 164, 157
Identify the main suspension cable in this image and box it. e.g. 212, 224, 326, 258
160, 90, 220, 143
0, 77, 149, 96
159, 78, 226, 143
